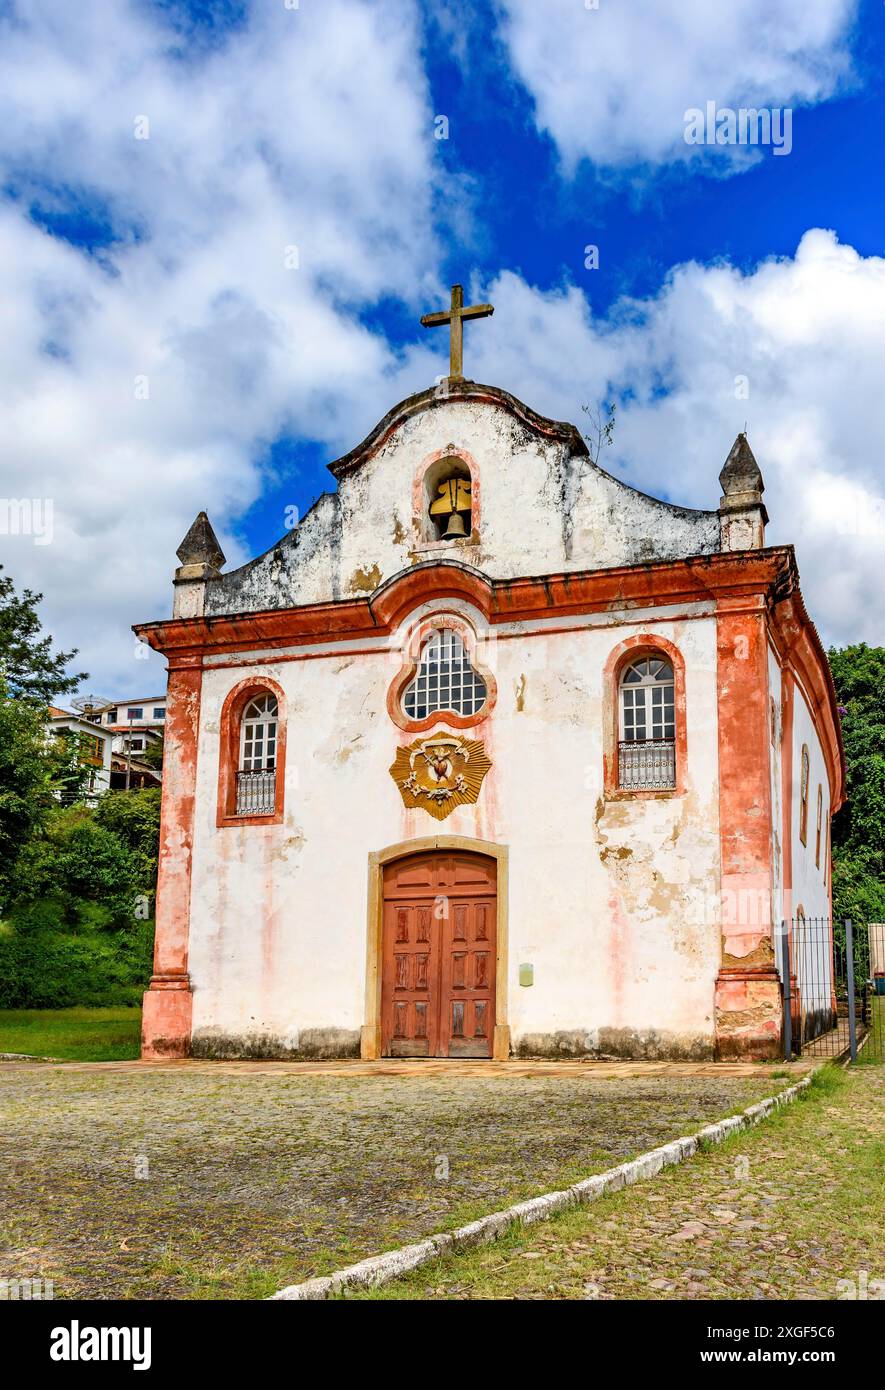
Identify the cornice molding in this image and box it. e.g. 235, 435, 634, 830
135, 548, 798, 657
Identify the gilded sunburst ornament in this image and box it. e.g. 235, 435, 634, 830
389, 731, 492, 820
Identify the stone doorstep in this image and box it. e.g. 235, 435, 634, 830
268, 1070, 817, 1301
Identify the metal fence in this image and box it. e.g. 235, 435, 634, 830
863, 921, 885, 1061
617, 738, 676, 790
235, 769, 276, 816
781, 917, 884, 1062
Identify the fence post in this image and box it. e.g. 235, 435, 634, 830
845, 918, 857, 1064
781, 921, 792, 1062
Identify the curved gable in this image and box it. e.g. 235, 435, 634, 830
327, 378, 587, 479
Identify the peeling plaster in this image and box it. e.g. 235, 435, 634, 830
185, 620, 723, 1052
202, 397, 720, 618
348, 563, 382, 594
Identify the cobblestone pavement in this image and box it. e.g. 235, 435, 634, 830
0, 1061, 799, 1299
353, 1065, 885, 1302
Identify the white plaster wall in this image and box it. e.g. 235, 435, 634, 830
205, 398, 721, 617
789, 679, 833, 1017
187, 609, 723, 1057
790, 680, 832, 922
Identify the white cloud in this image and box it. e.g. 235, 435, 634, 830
0, 0, 442, 694
495, 0, 858, 171
464, 229, 885, 646
0, 3, 878, 704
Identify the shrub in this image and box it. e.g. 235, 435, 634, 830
0, 919, 154, 1008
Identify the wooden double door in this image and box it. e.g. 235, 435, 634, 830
381, 851, 497, 1058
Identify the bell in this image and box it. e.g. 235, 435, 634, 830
442, 511, 468, 539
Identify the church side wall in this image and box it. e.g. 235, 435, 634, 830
788, 677, 834, 1027
186, 611, 722, 1060
790, 678, 832, 923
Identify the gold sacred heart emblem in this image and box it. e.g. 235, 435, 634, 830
389, 733, 491, 820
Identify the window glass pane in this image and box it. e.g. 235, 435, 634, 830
239, 691, 280, 773
402, 630, 487, 719
620, 655, 675, 749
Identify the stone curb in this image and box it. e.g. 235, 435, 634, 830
0, 1052, 57, 1062
268, 1069, 817, 1300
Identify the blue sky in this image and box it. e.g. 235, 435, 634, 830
1, 0, 883, 691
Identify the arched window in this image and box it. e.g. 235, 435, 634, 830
237, 693, 278, 814
815, 785, 823, 868
217, 681, 286, 826
240, 693, 277, 772
799, 744, 810, 845
618, 655, 676, 790
402, 628, 487, 721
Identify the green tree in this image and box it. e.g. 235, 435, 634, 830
0, 691, 55, 900
15, 807, 136, 928
94, 787, 162, 894
0, 565, 87, 702
828, 644, 885, 925
0, 682, 87, 902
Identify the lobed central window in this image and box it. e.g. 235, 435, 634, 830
402, 629, 487, 721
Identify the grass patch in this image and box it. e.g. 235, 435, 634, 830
349, 1064, 885, 1301
0, 1007, 142, 1061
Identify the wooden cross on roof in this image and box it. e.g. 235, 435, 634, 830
420, 283, 494, 380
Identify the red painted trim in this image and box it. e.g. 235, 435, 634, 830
133, 545, 843, 810
386, 611, 498, 734
601, 633, 687, 799
716, 598, 774, 959
141, 662, 201, 1059
372, 564, 495, 631
216, 675, 287, 828
200, 610, 712, 676
135, 550, 794, 658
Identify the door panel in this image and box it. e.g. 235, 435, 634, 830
382, 899, 439, 1056
440, 896, 496, 1058
381, 852, 497, 1059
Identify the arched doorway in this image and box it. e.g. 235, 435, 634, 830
377, 847, 499, 1058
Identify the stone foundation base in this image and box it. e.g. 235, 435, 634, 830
715, 969, 783, 1060
141, 978, 193, 1059
190, 1027, 360, 1060
514, 1027, 714, 1061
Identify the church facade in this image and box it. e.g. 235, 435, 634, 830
137, 295, 844, 1063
